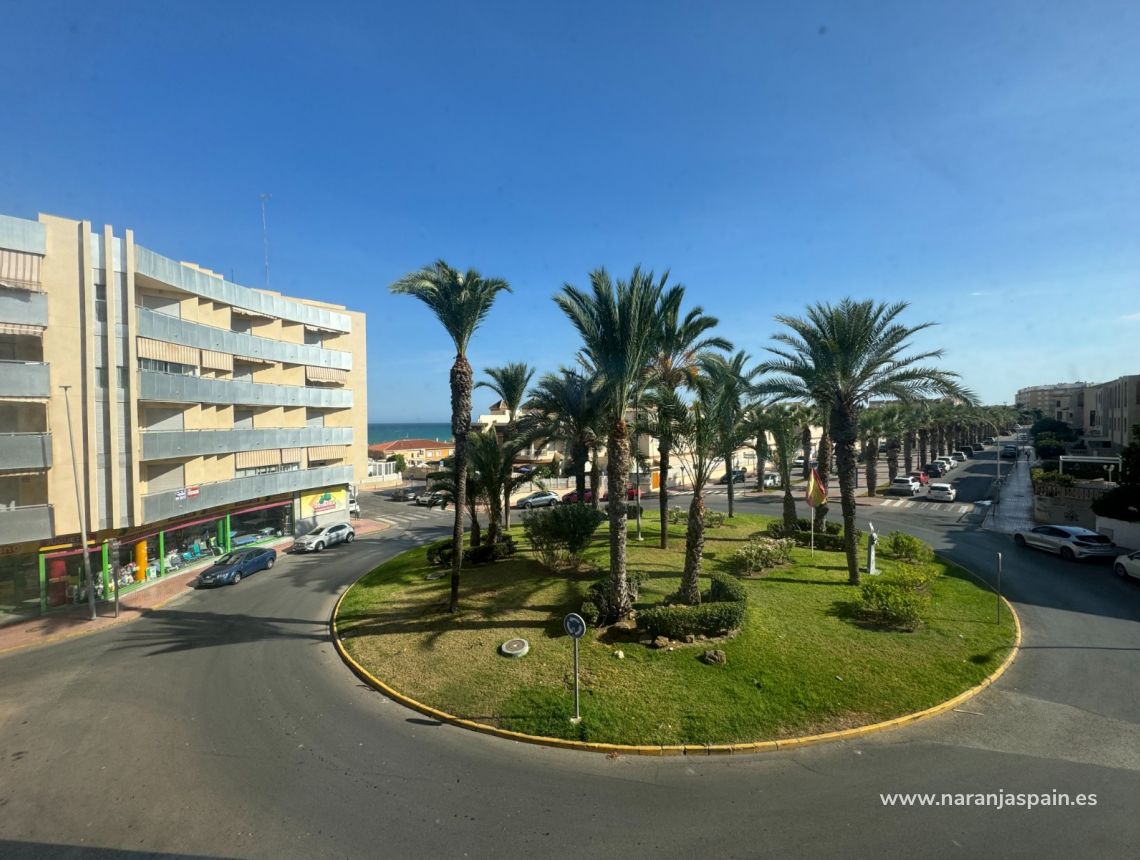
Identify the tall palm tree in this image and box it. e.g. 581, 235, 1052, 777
758, 402, 808, 531
860, 408, 886, 496
464, 427, 534, 544
639, 388, 690, 543
476, 362, 535, 532
704, 351, 758, 519
555, 267, 667, 622
757, 299, 975, 584
645, 286, 730, 547
743, 405, 772, 492
520, 368, 601, 504
390, 261, 511, 612
880, 403, 905, 483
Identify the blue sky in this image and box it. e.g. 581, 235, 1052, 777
3, 1, 1139, 420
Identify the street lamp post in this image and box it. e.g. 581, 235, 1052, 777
61, 385, 98, 622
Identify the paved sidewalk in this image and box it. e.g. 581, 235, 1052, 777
984, 455, 1037, 534
0, 518, 388, 656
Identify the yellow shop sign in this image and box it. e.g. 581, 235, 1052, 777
301, 488, 347, 516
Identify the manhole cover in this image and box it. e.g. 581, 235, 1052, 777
425, 571, 446, 580
500, 638, 530, 658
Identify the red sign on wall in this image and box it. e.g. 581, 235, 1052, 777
186, 486, 200, 499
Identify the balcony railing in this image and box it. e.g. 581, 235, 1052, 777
0, 361, 50, 398
138, 371, 352, 408
0, 432, 52, 470
141, 465, 354, 522
140, 426, 353, 461
0, 288, 48, 328
0, 503, 54, 543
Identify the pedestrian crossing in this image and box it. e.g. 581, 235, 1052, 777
372, 509, 454, 527
877, 499, 969, 512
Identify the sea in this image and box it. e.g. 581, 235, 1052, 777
368, 422, 453, 445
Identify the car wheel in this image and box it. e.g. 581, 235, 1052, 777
525, 502, 533, 509
1115, 563, 1128, 578
1013, 534, 1026, 547
315, 542, 325, 552
231, 573, 242, 585
266, 557, 274, 569
346, 533, 354, 543
1060, 546, 1075, 562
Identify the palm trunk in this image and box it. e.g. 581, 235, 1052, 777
658, 438, 671, 548
801, 425, 812, 480
468, 503, 481, 548
679, 491, 705, 605
814, 428, 832, 529
724, 447, 735, 518
863, 437, 878, 496
781, 472, 797, 531
605, 418, 632, 621
831, 404, 861, 585
918, 429, 929, 467
589, 446, 601, 509
887, 437, 900, 483
448, 355, 473, 613
904, 432, 914, 474
572, 438, 588, 503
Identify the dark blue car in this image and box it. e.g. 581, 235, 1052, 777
197, 547, 277, 587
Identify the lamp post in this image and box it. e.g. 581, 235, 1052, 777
61, 385, 98, 622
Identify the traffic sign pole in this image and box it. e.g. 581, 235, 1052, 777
572, 638, 580, 723
563, 613, 586, 724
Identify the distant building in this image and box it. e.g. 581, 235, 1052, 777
1082, 375, 1140, 450
368, 438, 455, 465
1015, 382, 1090, 427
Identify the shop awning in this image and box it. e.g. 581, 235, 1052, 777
305, 365, 348, 383
137, 337, 199, 367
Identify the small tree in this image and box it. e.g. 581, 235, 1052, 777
390, 453, 407, 475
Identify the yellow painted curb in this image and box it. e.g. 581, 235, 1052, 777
331, 575, 1022, 757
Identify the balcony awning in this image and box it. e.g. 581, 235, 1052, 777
235, 448, 281, 469
0, 249, 42, 289
307, 445, 348, 462
231, 306, 276, 320
280, 447, 303, 464
200, 349, 234, 372
305, 365, 348, 384
137, 337, 199, 367
0, 322, 45, 336
303, 322, 341, 334
233, 353, 274, 366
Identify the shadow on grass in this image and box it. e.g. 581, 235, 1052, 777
764, 576, 851, 587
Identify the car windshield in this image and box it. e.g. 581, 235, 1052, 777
305, 528, 328, 537
214, 552, 244, 565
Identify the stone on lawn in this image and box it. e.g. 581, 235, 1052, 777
701, 649, 727, 666
653, 636, 670, 649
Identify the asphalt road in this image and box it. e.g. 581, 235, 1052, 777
2, 453, 1139, 858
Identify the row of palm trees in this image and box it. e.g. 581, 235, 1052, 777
392, 263, 980, 617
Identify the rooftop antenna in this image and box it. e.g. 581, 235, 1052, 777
259, 193, 272, 289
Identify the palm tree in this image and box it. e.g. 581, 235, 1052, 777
758, 402, 807, 531
645, 286, 730, 547
742, 405, 772, 492
881, 403, 905, 483
813, 409, 833, 530
464, 427, 534, 544
476, 362, 535, 532
555, 267, 667, 622
757, 299, 975, 584
428, 458, 486, 549
390, 261, 511, 612
639, 387, 690, 543
520, 368, 601, 504
704, 351, 758, 519
860, 408, 886, 496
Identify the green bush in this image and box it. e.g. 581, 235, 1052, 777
523, 504, 605, 568
639, 600, 747, 639
879, 531, 934, 562
581, 570, 646, 626
428, 535, 517, 567
732, 537, 794, 575
706, 572, 747, 604
426, 540, 454, 567
704, 509, 726, 529
860, 566, 934, 631
667, 506, 687, 525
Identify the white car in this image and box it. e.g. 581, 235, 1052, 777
935, 457, 955, 471
1012, 525, 1117, 562
762, 472, 781, 488
888, 476, 921, 496
1114, 551, 1140, 580
928, 482, 957, 502
949, 451, 967, 464
292, 522, 355, 553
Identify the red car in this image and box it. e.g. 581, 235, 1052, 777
561, 489, 594, 504
908, 470, 930, 486
601, 487, 642, 502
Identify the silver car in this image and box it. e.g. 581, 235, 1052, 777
292, 522, 355, 553
1012, 525, 1117, 561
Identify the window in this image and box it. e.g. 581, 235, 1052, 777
139, 358, 198, 376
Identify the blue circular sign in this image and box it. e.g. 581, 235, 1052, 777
563, 612, 586, 639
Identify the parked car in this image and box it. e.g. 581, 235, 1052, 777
762, 472, 782, 488
601, 487, 642, 501
716, 469, 747, 485
561, 489, 594, 504
922, 462, 945, 478
348, 498, 360, 516
983, 437, 996, 445
928, 482, 957, 502
293, 522, 355, 553
955, 448, 974, 459
415, 491, 448, 507
793, 456, 818, 469
1000, 445, 1018, 459
937, 456, 956, 469
949, 451, 967, 464
908, 470, 930, 486
197, 547, 277, 587
888, 476, 921, 496
515, 490, 559, 509
970, 444, 985, 453
1114, 550, 1140, 580
1012, 525, 1117, 561
390, 487, 418, 502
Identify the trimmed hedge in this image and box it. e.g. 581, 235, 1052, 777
880, 531, 934, 562
638, 573, 747, 639
732, 537, 794, 575
860, 565, 936, 631
426, 535, 517, 567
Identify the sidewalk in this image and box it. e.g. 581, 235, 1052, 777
983, 456, 1037, 534
0, 519, 388, 657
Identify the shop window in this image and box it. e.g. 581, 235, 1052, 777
230, 505, 293, 547
0, 553, 40, 616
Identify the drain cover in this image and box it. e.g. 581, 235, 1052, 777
500, 638, 530, 658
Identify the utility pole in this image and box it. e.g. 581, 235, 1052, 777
259, 193, 272, 290
61, 385, 98, 621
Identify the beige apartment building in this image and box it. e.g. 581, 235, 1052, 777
1015, 382, 1089, 427
1082, 375, 1140, 450
0, 211, 366, 619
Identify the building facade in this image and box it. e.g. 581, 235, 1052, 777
1082, 375, 1140, 450
1015, 382, 1089, 427
0, 211, 367, 619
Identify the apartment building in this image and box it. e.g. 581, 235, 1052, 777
1082, 375, 1140, 449
1015, 382, 1089, 427
0, 211, 367, 619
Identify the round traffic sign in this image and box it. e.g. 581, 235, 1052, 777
563, 612, 586, 639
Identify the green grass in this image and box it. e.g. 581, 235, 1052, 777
336, 514, 1016, 745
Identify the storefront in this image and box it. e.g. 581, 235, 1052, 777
296, 486, 348, 534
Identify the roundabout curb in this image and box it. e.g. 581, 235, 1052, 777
331, 577, 1022, 756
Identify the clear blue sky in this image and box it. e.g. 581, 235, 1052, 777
4, 1, 1139, 420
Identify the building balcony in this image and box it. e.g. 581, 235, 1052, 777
0, 432, 52, 470
140, 426, 353, 461
138, 371, 352, 409
0, 361, 50, 398
0, 503, 54, 544
140, 465, 354, 522
0, 287, 48, 328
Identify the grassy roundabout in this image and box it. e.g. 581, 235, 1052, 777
335, 514, 1017, 746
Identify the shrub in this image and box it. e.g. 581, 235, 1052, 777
879, 531, 934, 562
581, 570, 646, 626
706, 572, 747, 604
523, 504, 605, 568
667, 506, 687, 525
860, 566, 934, 631
639, 601, 747, 639
704, 509, 726, 529
426, 540, 454, 567
732, 537, 794, 576
769, 529, 860, 551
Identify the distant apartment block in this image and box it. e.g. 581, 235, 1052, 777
0, 211, 367, 619
1015, 382, 1090, 426
1016, 377, 1140, 449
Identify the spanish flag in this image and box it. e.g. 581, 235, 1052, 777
806, 467, 827, 508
